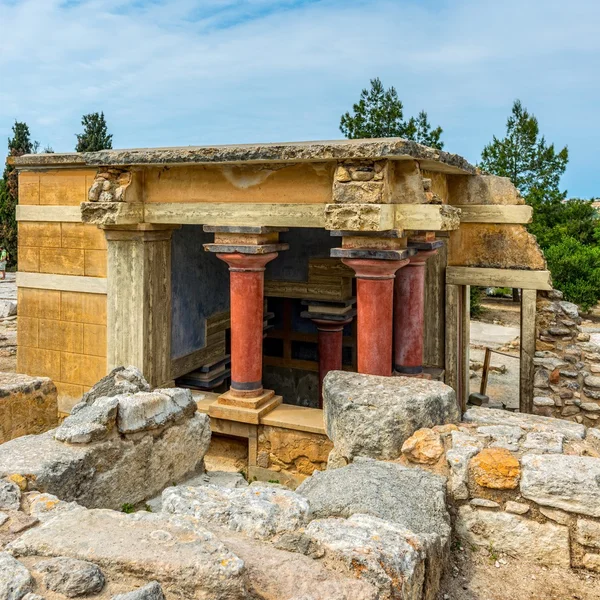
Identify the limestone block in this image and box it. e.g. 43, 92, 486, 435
297, 459, 451, 543
0, 300, 17, 318
463, 407, 586, 440
456, 506, 570, 568
7, 510, 247, 599
305, 514, 427, 600
470, 498, 500, 508
112, 582, 165, 600
446, 430, 483, 500
476, 425, 524, 451
520, 454, 600, 517
582, 553, 600, 572
0, 373, 58, 444
471, 448, 520, 489
0, 479, 21, 511
324, 203, 394, 232
54, 396, 118, 444
80, 365, 149, 406
323, 371, 459, 462
401, 428, 445, 464
162, 482, 309, 540
0, 552, 33, 600
116, 388, 196, 433
448, 174, 523, 205
576, 518, 600, 549
505, 501, 530, 515
37, 557, 105, 598
522, 432, 564, 454
0, 413, 211, 510
540, 507, 571, 525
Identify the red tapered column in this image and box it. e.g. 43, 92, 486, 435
313, 318, 352, 407
216, 252, 276, 398
393, 250, 437, 375
342, 259, 409, 376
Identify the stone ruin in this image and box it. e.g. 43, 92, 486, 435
0, 368, 599, 599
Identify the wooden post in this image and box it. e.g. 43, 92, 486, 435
460, 285, 471, 412
105, 226, 177, 387
520, 289, 537, 414
445, 283, 460, 406
480, 347, 492, 395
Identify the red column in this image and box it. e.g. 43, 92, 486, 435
312, 318, 352, 408
216, 252, 277, 398
341, 259, 409, 376
393, 250, 437, 375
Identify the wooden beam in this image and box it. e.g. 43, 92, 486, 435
520, 289, 537, 414
460, 284, 470, 412
171, 334, 227, 381
145, 203, 325, 228
446, 267, 552, 290
455, 204, 533, 224
16, 272, 107, 294
395, 204, 461, 231
16, 205, 82, 222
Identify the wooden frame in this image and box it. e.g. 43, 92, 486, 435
446, 267, 552, 291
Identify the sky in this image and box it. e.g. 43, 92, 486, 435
0, 0, 598, 197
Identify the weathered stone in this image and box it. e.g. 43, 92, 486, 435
8, 509, 247, 599
297, 460, 451, 542
54, 397, 118, 444
455, 505, 570, 568
533, 369, 550, 388
0, 479, 20, 511
323, 372, 459, 461
582, 553, 600, 572
463, 407, 586, 440
0, 511, 8, 526
581, 402, 600, 412
476, 425, 523, 451
0, 552, 33, 600
522, 432, 564, 454
471, 448, 520, 489
305, 514, 428, 600
521, 454, 600, 517
540, 507, 571, 525
583, 388, 600, 400
469, 498, 500, 508
112, 582, 165, 600
25, 492, 83, 523
116, 388, 196, 433
561, 405, 580, 417
8, 513, 39, 534
36, 557, 105, 598
576, 518, 600, 549
80, 366, 150, 406
21, 595, 44, 600
0, 300, 17, 318
401, 428, 444, 464
162, 482, 309, 540
559, 301, 579, 319
0, 374, 58, 444
505, 501, 530, 515
533, 396, 555, 407
446, 431, 482, 500
0, 414, 211, 510
585, 376, 600, 389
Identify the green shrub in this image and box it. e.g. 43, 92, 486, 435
470, 286, 483, 318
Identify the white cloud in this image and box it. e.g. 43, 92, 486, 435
0, 0, 598, 196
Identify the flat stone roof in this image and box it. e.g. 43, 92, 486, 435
12, 138, 476, 174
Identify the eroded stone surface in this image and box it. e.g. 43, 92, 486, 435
520, 454, 600, 517
576, 518, 600, 549
0, 479, 21, 511
455, 505, 570, 568
401, 429, 444, 464
162, 482, 309, 540
471, 448, 520, 490
324, 372, 459, 461
0, 552, 33, 600
8, 509, 247, 599
36, 557, 105, 598
112, 582, 165, 600
80, 366, 149, 406
54, 397, 118, 444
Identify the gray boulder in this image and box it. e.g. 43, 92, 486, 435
0, 553, 33, 600
298, 459, 450, 540
80, 366, 149, 406
162, 482, 310, 539
36, 557, 105, 598
323, 371, 459, 462
0, 479, 21, 511
305, 514, 427, 600
54, 397, 118, 444
112, 582, 165, 600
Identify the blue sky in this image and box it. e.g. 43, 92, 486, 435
0, 0, 598, 197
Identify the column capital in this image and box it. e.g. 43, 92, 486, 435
342, 258, 409, 279
216, 252, 278, 272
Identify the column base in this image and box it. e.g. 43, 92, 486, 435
218, 388, 275, 409
208, 394, 282, 424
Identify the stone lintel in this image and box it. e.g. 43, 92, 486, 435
331, 247, 416, 261
203, 225, 289, 234
80, 201, 144, 226
408, 240, 445, 251
301, 309, 357, 323
203, 243, 289, 255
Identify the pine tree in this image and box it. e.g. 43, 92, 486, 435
75, 112, 113, 152
0, 122, 39, 268
340, 78, 444, 149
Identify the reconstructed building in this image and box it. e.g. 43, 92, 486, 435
12, 139, 551, 480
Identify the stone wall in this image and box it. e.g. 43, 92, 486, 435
533, 290, 600, 427
399, 407, 600, 573
0, 373, 57, 443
